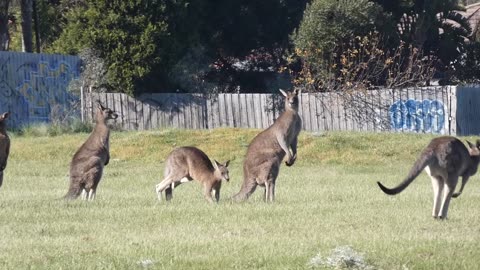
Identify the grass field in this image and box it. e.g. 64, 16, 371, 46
1, 129, 480, 269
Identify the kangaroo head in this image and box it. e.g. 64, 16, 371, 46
0, 112, 9, 128
96, 101, 118, 121
466, 140, 480, 175
279, 88, 300, 111
466, 140, 480, 157
213, 160, 230, 182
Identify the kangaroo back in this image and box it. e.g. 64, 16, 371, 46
156, 146, 230, 202
168, 147, 215, 180
377, 148, 435, 195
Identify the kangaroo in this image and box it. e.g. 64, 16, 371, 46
155, 146, 230, 203
377, 136, 480, 219
233, 88, 302, 202
0, 112, 10, 189
64, 101, 118, 201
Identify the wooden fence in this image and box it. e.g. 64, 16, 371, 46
82, 86, 458, 135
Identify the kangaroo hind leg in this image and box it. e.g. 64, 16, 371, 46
165, 181, 183, 201
438, 175, 459, 219
155, 176, 174, 201
85, 167, 102, 202
430, 174, 444, 218
156, 173, 184, 201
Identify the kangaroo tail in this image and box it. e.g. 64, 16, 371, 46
377, 150, 434, 195
0, 171, 3, 189
232, 179, 257, 202
63, 183, 82, 200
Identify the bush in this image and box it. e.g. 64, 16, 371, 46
292, 0, 385, 72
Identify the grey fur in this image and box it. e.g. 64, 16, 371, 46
377, 136, 480, 219
233, 89, 302, 202
155, 146, 230, 203
0, 112, 10, 189
64, 102, 118, 201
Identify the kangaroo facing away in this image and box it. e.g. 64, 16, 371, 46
233, 89, 302, 202
155, 146, 230, 203
377, 136, 480, 219
0, 112, 10, 189
64, 101, 118, 201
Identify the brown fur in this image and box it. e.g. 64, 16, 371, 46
155, 146, 230, 203
0, 112, 10, 189
377, 136, 480, 219
64, 102, 118, 200
233, 89, 302, 202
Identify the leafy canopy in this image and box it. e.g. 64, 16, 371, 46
51, 0, 168, 95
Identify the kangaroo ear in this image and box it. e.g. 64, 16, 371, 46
224, 160, 230, 167
213, 160, 220, 170
466, 140, 474, 149
279, 89, 288, 97
0, 112, 9, 120
293, 88, 301, 95
96, 100, 105, 110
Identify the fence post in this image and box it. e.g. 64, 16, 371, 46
80, 86, 84, 123
89, 86, 94, 122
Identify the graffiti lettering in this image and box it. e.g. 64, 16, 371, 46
0, 52, 81, 127
389, 99, 445, 134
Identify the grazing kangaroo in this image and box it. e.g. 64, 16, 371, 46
377, 136, 480, 219
64, 101, 118, 201
155, 146, 230, 203
233, 88, 302, 202
0, 112, 10, 189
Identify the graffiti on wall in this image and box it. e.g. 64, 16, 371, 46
0, 52, 81, 127
389, 99, 445, 134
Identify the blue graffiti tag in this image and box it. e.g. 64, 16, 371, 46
389, 99, 445, 133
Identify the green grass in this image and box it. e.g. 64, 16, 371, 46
2, 129, 480, 269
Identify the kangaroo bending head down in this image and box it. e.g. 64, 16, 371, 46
0, 112, 10, 189
232, 88, 302, 202
64, 101, 118, 201
155, 146, 230, 203
377, 136, 480, 219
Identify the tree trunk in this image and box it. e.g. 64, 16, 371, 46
21, 0, 33, 53
0, 0, 10, 51
33, 0, 40, 52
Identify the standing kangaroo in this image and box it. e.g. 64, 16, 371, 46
377, 136, 480, 219
0, 112, 10, 189
233, 89, 302, 202
155, 146, 230, 203
64, 101, 118, 201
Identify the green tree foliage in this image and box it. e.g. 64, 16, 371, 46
291, 0, 389, 89
50, 0, 168, 96
292, 0, 474, 90
162, 0, 309, 93
293, 0, 385, 54
406, 0, 471, 68
45, 0, 309, 94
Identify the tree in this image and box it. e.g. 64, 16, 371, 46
0, 0, 11, 50
376, 0, 472, 80
291, 0, 388, 90
51, 0, 169, 96
162, 0, 309, 93
20, 0, 33, 52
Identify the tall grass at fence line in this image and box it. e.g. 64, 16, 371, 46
12, 118, 94, 137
